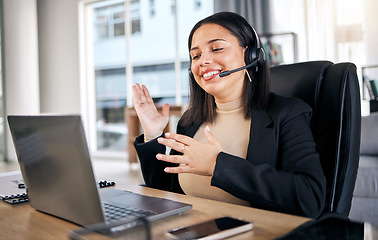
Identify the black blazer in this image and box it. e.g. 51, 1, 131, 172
134, 94, 326, 218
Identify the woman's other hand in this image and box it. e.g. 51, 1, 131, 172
156, 126, 223, 176
132, 83, 170, 135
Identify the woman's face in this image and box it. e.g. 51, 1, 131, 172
190, 23, 246, 103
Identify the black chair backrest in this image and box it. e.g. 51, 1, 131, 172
270, 61, 361, 217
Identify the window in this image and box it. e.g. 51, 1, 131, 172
80, 0, 213, 158
94, 6, 109, 40
149, 0, 155, 17
334, 0, 364, 63
269, 0, 365, 64
113, 4, 125, 36
194, 0, 201, 10
93, 1, 140, 41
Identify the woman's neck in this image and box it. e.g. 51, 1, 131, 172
215, 98, 243, 111
214, 94, 243, 104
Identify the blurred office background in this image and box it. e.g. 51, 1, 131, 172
0, 0, 377, 163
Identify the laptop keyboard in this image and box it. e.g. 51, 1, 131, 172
102, 201, 155, 223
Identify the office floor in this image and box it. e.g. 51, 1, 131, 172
0, 157, 144, 186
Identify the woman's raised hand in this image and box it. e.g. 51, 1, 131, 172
132, 83, 170, 135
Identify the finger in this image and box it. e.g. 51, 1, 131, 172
157, 137, 186, 153
141, 84, 153, 104
132, 85, 142, 107
204, 126, 216, 144
132, 83, 146, 103
204, 126, 223, 149
133, 83, 141, 90
133, 83, 149, 103
162, 103, 170, 117
134, 83, 143, 94
156, 154, 189, 165
164, 165, 191, 173
132, 84, 140, 99
164, 132, 193, 146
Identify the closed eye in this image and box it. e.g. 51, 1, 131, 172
213, 48, 224, 52
192, 54, 200, 60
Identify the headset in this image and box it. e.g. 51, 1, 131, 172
244, 26, 266, 75
189, 25, 266, 79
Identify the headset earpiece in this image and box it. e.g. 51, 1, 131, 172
257, 47, 266, 67
246, 27, 266, 73
254, 47, 266, 72
245, 47, 254, 67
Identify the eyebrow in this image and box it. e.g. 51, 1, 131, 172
190, 38, 227, 51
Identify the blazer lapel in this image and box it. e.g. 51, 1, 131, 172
178, 122, 201, 138
246, 108, 277, 165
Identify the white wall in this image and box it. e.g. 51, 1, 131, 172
3, 0, 41, 161
364, 0, 378, 65
361, 0, 378, 115
3, 0, 81, 161
37, 0, 81, 114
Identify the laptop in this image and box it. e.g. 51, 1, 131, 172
7, 114, 192, 227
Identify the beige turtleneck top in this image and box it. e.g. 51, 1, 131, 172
178, 98, 251, 206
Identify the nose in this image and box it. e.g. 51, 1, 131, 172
198, 51, 213, 66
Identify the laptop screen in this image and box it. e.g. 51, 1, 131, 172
8, 115, 105, 225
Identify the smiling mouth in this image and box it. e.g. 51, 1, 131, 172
202, 71, 220, 78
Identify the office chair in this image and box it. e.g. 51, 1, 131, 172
270, 61, 361, 218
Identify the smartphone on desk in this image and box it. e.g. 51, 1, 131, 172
166, 216, 253, 240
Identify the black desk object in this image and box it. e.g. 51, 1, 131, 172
276, 215, 366, 240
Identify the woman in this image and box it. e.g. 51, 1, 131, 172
132, 12, 326, 218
